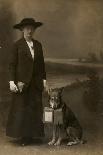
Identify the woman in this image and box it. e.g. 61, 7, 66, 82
6, 18, 47, 146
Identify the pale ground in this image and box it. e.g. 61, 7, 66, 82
0, 137, 102, 155
0, 134, 102, 155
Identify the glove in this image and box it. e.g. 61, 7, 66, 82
17, 81, 25, 93
9, 81, 18, 93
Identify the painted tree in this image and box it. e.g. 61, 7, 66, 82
83, 69, 100, 112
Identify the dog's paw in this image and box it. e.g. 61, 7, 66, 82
67, 141, 74, 146
80, 139, 87, 144
67, 141, 80, 146
48, 139, 56, 145
54, 140, 61, 146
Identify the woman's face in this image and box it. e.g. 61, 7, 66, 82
22, 25, 35, 39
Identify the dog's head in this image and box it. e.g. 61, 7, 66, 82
48, 87, 64, 109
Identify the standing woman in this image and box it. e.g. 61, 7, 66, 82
6, 18, 47, 146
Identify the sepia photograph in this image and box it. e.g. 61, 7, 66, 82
0, 0, 103, 154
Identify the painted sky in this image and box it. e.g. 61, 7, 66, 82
1, 0, 103, 58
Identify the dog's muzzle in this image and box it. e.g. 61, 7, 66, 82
49, 100, 60, 109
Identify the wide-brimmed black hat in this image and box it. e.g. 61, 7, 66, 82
13, 18, 43, 30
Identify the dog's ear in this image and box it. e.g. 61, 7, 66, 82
58, 87, 65, 95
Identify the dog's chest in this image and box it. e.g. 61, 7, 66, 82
43, 107, 63, 125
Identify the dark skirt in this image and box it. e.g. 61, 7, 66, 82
6, 78, 44, 138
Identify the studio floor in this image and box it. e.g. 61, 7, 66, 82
0, 128, 102, 155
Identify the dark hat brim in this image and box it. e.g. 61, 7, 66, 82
13, 22, 43, 30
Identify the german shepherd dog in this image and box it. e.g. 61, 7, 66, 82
48, 88, 83, 146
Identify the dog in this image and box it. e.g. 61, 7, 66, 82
47, 87, 83, 146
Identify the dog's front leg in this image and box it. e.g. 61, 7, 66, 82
54, 125, 62, 146
48, 124, 57, 145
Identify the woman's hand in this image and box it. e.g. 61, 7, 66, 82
9, 81, 18, 93
43, 80, 48, 92
17, 81, 25, 93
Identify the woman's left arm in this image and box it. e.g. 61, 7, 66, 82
39, 43, 48, 91
40, 45, 46, 80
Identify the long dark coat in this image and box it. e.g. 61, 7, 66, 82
6, 38, 46, 138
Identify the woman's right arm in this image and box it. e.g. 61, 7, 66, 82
9, 43, 18, 81
9, 43, 18, 92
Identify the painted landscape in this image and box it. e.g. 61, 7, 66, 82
45, 58, 103, 87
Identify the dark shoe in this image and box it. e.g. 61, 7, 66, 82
33, 138, 43, 144
20, 137, 34, 146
